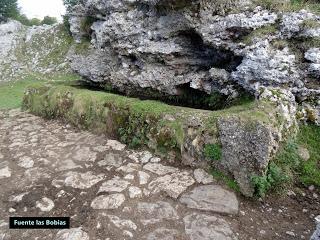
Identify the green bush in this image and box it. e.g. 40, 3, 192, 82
41, 16, 57, 25
251, 162, 289, 197
204, 144, 222, 161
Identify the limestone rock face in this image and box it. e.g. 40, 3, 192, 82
0, 20, 71, 82
67, 1, 320, 108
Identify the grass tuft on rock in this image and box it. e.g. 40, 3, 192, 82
251, 124, 320, 197
204, 144, 222, 161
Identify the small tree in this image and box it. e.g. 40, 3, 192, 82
41, 16, 57, 25
29, 18, 41, 26
0, 0, 19, 19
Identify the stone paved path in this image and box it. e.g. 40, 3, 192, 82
0, 109, 240, 240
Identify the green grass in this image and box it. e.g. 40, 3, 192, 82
251, 124, 320, 197
204, 144, 222, 161
211, 169, 241, 192
297, 125, 320, 187
0, 78, 39, 110
0, 73, 80, 110
240, 25, 278, 45
253, 0, 320, 14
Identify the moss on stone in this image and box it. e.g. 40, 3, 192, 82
240, 24, 278, 45
211, 168, 241, 192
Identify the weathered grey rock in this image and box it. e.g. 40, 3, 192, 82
231, 41, 300, 95
98, 177, 130, 193
116, 163, 141, 173
148, 171, 195, 198
64, 171, 104, 189
280, 10, 320, 38
138, 171, 150, 185
0, 166, 11, 179
216, 89, 297, 198
143, 163, 179, 176
128, 186, 142, 199
140, 151, 153, 164
136, 201, 179, 225
55, 228, 89, 240
57, 159, 82, 171
107, 215, 137, 231
17, 156, 34, 169
179, 185, 239, 215
144, 228, 183, 240
0, 20, 70, 82
36, 197, 55, 212
183, 213, 238, 240
305, 48, 320, 64
72, 147, 97, 162
297, 146, 310, 161
106, 139, 126, 151
66, 1, 320, 107
305, 48, 320, 78
102, 152, 124, 167
193, 169, 214, 184
91, 194, 125, 209
311, 215, 320, 240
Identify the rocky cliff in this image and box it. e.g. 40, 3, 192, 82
67, 0, 320, 123
0, 20, 72, 82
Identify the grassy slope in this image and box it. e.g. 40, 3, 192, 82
297, 125, 320, 187
252, 123, 320, 197
0, 73, 80, 110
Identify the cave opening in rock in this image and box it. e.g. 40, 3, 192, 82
176, 29, 243, 71
77, 80, 254, 111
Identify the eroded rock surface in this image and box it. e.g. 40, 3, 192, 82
67, 1, 320, 116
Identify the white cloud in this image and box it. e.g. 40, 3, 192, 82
18, 0, 66, 21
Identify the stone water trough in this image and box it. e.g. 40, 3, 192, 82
22, 84, 297, 196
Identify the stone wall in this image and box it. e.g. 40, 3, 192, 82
23, 84, 297, 196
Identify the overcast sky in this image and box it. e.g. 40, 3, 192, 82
18, 0, 66, 21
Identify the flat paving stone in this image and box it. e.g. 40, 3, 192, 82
136, 201, 179, 225
0, 166, 11, 179
98, 177, 130, 193
179, 185, 239, 215
143, 163, 179, 175
91, 194, 125, 209
144, 228, 184, 240
193, 169, 214, 184
55, 228, 89, 240
183, 213, 238, 240
63, 171, 104, 189
148, 171, 195, 198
